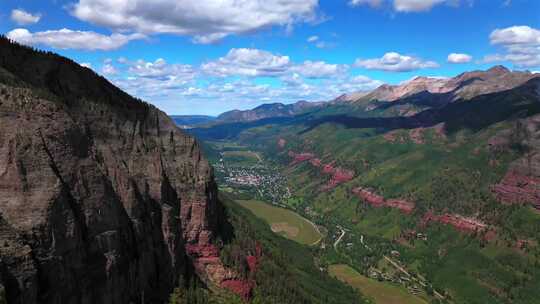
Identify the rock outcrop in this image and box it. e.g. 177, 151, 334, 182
288, 151, 316, 165
352, 188, 415, 214
490, 114, 540, 211
321, 166, 355, 191
492, 171, 540, 209
287, 151, 355, 190
0, 37, 223, 303
422, 212, 487, 233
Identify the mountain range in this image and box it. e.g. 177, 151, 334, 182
189, 65, 540, 304
195, 66, 538, 127
216, 100, 325, 123
171, 115, 217, 129
339, 66, 535, 105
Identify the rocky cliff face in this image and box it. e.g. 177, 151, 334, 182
0, 38, 222, 303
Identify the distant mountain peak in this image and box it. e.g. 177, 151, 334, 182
487, 65, 511, 74
216, 100, 324, 123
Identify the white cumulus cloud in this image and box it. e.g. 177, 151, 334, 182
354, 52, 439, 72
71, 0, 319, 44
98, 49, 383, 114
201, 48, 347, 79
6, 28, 144, 51
393, 0, 447, 12
201, 48, 291, 77
447, 53, 472, 63
485, 25, 540, 68
123, 58, 196, 81
490, 25, 540, 45
101, 63, 118, 75
292, 61, 347, 78
109, 58, 197, 98
10, 9, 41, 25
337, 75, 384, 91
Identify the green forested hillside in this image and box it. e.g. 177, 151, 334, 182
169, 193, 368, 304
188, 75, 540, 303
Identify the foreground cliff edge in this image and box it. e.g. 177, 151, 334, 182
0, 36, 234, 303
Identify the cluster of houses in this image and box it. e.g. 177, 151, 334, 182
225, 174, 261, 186
216, 158, 291, 204
367, 262, 428, 297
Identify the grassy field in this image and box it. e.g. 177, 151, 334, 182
328, 264, 428, 304
222, 150, 262, 165
236, 199, 322, 245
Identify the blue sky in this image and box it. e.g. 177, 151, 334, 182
1, 0, 539, 115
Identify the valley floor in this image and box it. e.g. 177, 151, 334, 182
209, 143, 449, 304
199, 134, 540, 304
235, 199, 323, 245
328, 264, 428, 304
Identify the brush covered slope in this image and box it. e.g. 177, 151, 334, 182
0, 37, 225, 303
191, 68, 540, 304
208, 193, 367, 304
167, 193, 368, 304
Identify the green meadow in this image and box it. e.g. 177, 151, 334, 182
235, 199, 322, 245
329, 264, 428, 304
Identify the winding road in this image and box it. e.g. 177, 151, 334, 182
333, 228, 346, 250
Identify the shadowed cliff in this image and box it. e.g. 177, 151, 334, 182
0, 36, 222, 303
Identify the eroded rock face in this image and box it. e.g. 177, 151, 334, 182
490, 114, 540, 210
422, 212, 487, 233
287, 151, 356, 190
0, 40, 221, 304
492, 171, 540, 208
352, 187, 415, 214
288, 151, 315, 166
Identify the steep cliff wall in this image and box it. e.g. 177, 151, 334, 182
0, 38, 221, 303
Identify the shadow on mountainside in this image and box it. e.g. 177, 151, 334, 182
299, 77, 540, 135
